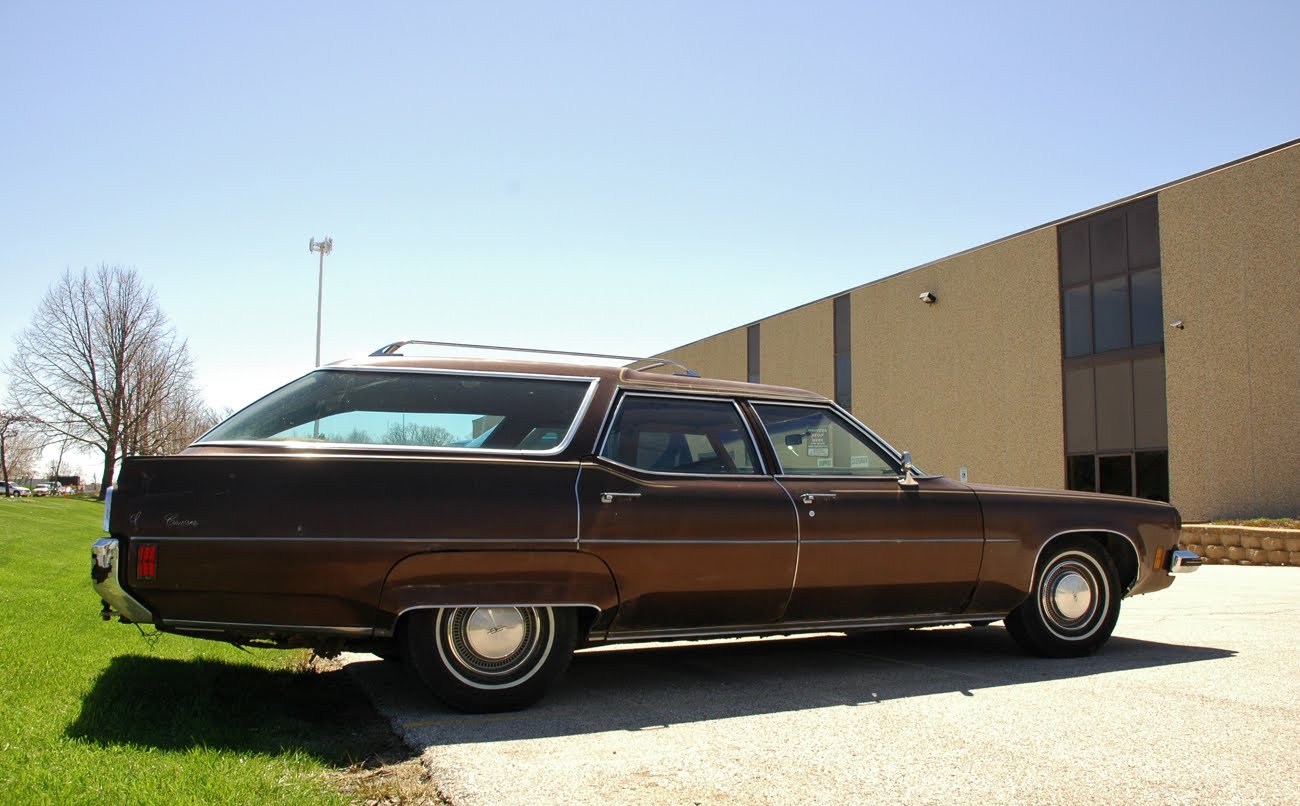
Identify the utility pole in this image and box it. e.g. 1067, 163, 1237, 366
309, 237, 334, 367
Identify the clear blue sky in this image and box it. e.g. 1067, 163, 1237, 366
2, 1, 1298, 423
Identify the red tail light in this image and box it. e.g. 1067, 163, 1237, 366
136, 543, 158, 581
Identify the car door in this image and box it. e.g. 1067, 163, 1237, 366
751, 402, 985, 622
577, 393, 799, 633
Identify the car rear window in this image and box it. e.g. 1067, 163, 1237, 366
198, 369, 595, 453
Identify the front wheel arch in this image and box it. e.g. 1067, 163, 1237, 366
1034, 529, 1139, 594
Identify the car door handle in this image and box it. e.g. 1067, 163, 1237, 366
800, 493, 837, 505
600, 492, 642, 504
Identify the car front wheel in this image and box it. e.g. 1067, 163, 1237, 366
404, 605, 577, 713
1005, 539, 1121, 658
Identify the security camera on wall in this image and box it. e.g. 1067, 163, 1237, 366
918, 291, 937, 304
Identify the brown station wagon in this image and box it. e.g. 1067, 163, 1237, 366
92, 340, 1202, 712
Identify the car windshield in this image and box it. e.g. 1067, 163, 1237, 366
198, 369, 594, 452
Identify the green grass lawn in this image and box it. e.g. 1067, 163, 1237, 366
0, 497, 408, 804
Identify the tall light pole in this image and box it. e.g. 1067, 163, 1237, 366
309, 237, 334, 367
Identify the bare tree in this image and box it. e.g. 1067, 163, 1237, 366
0, 410, 31, 496
6, 264, 206, 497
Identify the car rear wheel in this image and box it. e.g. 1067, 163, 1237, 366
404, 605, 577, 713
1005, 539, 1120, 658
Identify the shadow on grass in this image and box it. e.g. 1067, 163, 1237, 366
67, 655, 415, 766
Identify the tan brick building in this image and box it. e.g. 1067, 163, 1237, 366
663, 140, 1299, 522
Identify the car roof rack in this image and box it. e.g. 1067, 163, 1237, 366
370, 339, 700, 377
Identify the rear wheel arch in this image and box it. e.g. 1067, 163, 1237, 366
377, 549, 620, 627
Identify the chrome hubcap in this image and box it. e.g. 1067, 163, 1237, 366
438, 606, 553, 688
1051, 572, 1092, 621
464, 607, 528, 660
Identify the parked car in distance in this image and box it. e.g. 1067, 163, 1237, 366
32, 484, 51, 497
3, 482, 31, 497
92, 340, 1202, 712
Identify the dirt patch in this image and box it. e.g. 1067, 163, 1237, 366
329, 757, 445, 805
303, 654, 449, 805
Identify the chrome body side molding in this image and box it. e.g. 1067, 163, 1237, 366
589, 612, 1007, 644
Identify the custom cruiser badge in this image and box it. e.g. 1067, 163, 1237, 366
164, 514, 200, 529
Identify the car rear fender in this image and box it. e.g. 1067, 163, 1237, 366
376, 550, 620, 637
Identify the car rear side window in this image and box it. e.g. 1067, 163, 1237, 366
600, 395, 760, 475
198, 369, 594, 453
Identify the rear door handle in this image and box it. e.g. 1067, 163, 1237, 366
800, 493, 837, 505
600, 492, 642, 504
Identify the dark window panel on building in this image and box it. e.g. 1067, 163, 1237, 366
1094, 361, 1135, 453
747, 324, 760, 384
1133, 356, 1169, 450
834, 354, 852, 409
1136, 450, 1171, 502
1067, 454, 1096, 493
1059, 221, 1091, 286
1063, 285, 1093, 357
1058, 194, 1168, 504
833, 295, 851, 409
1093, 275, 1131, 353
1130, 268, 1164, 346
1098, 454, 1134, 496
1127, 197, 1161, 270
1064, 366, 1097, 453
1089, 211, 1128, 279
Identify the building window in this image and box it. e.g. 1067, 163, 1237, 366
1058, 196, 1169, 502
833, 294, 851, 409
747, 324, 760, 384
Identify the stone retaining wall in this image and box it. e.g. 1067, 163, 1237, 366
1179, 524, 1300, 567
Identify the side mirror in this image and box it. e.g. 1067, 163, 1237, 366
784, 434, 804, 447
898, 450, 919, 487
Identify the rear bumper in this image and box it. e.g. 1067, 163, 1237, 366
91, 538, 155, 623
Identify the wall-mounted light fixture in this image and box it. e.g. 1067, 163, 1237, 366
918, 291, 937, 304
1170, 320, 1185, 330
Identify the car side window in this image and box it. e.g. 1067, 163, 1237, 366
601, 396, 760, 475
754, 403, 899, 477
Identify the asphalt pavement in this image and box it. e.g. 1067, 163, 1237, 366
342, 566, 1300, 805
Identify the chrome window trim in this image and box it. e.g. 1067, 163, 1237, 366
595, 391, 770, 478
749, 400, 909, 478
194, 366, 600, 458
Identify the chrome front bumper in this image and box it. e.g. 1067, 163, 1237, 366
1169, 549, 1203, 574
91, 537, 155, 623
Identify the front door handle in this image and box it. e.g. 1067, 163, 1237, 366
800, 493, 837, 505
600, 492, 642, 504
